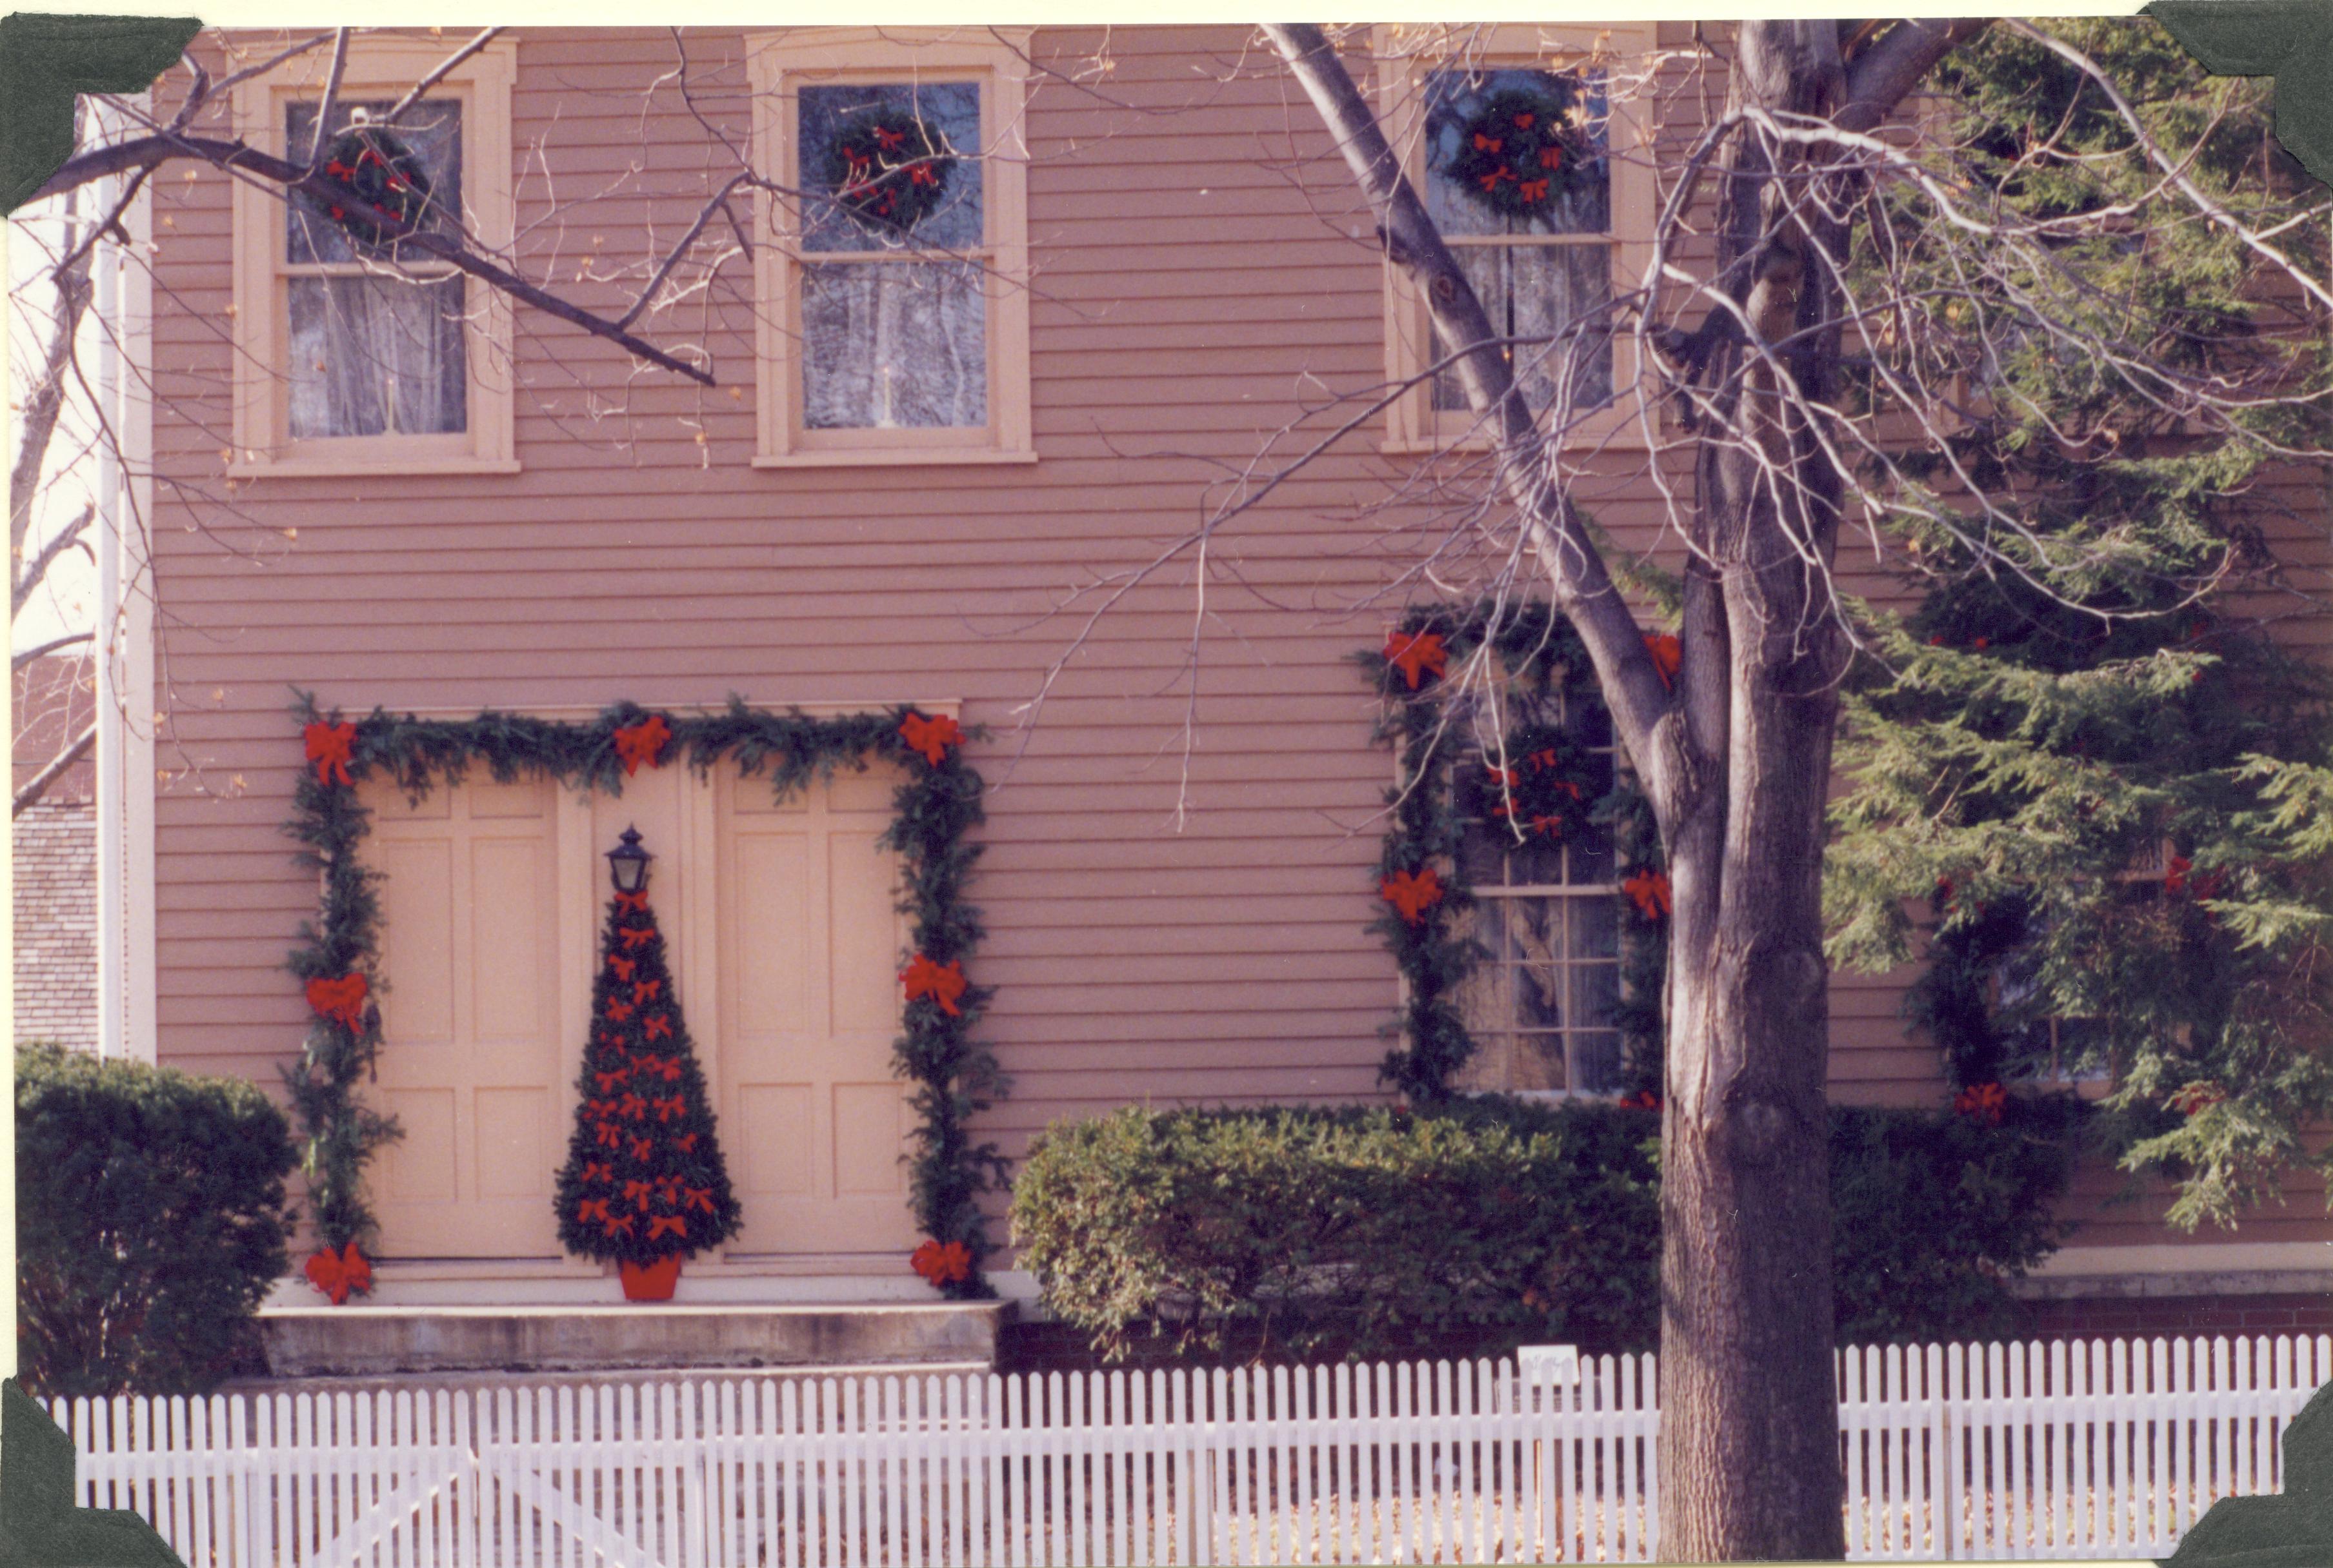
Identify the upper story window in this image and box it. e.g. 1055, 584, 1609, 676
748, 32, 1033, 468
1378, 25, 1656, 453
231, 36, 517, 476
1451, 694, 1625, 1098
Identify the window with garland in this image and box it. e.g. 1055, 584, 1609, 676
1421, 64, 1616, 421
1449, 688, 1625, 1098
282, 99, 467, 441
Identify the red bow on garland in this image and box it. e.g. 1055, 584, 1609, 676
303, 1242, 372, 1305
305, 973, 370, 1031
1954, 1082, 2008, 1125
901, 954, 969, 1016
304, 720, 358, 786
1621, 869, 1672, 921
1383, 630, 1449, 691
1643, 633, 1682, 689
899, 711, 964, 767
1379, 868, 1445, 925
911, 1238, 973, 1285
612, 715, 672, 777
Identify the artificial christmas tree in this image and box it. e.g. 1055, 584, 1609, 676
553, 828, 741, 1298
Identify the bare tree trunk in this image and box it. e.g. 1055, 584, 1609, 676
1655, 22, 1852, 1560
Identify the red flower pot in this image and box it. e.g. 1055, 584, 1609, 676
619, 1255, 681, 1302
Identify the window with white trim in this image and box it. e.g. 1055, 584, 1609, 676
748, 32, 1032, 467
1451, 694, 1625, 1098
230, 37, 516, 475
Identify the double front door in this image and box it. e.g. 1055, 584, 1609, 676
361, 760, 919, 1264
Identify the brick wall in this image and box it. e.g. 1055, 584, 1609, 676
14, 799, 97, 1049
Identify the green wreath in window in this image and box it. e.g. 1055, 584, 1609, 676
1461, 721, 1601, 842
1441, 84, 1595, 223
823, 108, 957, 232
309, 124, 434, 242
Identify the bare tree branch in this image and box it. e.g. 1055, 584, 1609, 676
15, 502, 95, 615
306, 28, 350, 170
1837, 18, 1989, 134
12, 631, 94, 670
12, 724, 94, 819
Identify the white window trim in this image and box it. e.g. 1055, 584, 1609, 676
229, 35, 518, 478
745, 28, 1034, 468
1374, 23, 1659, 455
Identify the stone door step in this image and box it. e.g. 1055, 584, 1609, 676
259, 1302, 1008, 1378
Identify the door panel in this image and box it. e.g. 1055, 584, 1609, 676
363, 776, 564, 1260
719, 765, 919, 1258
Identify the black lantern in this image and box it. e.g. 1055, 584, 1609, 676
606, 826, 653, 893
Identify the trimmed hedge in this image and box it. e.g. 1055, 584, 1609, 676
16, 1043, 297, 1398
1012, 1096, 2079, 1359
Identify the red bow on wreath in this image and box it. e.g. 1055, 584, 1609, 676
303, 1242, 372, 1305
901, 954, 969, 1016
912, 1238, 973, 1285
305, 973, 369, 1031
1384, 630, 1448, 690
899, 711, 963, 766
1379, 867, 1445, 925
305, 720, 357, 786
613, 715, 672, 777
1621, 868, 1672, 920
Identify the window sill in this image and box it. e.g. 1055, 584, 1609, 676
228, 457, 523, 480
753, 448, 1038, 470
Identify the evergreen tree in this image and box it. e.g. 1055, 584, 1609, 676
553, 875, 741, 1268
1827, 18, 2333, 1229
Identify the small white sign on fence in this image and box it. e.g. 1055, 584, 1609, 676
45, 1331, 2330, 1568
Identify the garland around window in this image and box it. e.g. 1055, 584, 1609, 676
285, 693, 1005, 1300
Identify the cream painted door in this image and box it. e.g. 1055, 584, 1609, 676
716, 764, 921, 1258
365, 776, 568, 1260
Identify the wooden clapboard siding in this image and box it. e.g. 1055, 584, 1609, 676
143, 23, 2333, 1261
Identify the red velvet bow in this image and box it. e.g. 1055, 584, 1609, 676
619, 1092, 648, 1120
1383, 630, 1448, 691
645, 1056, 682, 1084
623, 1179, 654, 1211
594, 1067, 630, 1093
305, 973, 369, 1031
643, 1014, 674, 1042
911, 1238, 972, 1285
612, 715, 671, 777
605, 998, 636, 1023
596, 1122, 621, 1147
577, 1198, 612, 1224
581, 1161, 612, 1182
899, 711, 963, 766
612, 889, 650, 915
684, 1186, 716, 1213
648, 1215, 688, 1241
304, 720, 357, 786
619, 928, 654, 951
608, 956, 637, 980
633, 978, 663, 1004
1379, 868, 1444, 925
655, 1095, 686, 1122
630, 1137, 655, 1161
901, 955, 968, 1016
303, 1242, 372, 1305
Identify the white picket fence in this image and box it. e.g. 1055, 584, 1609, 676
46, 1333, 2331, 1568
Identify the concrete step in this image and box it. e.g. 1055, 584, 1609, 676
259, 1302, 1009, 1378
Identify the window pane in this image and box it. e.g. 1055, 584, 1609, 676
1424, 67, 1610, 239
286, 99, 463, 264
799, 81, 983, 253
288, 275, 468, 439
801, 261, 987, 430
1512, 1035, 1568, 1093
1434, 244, 1614, 415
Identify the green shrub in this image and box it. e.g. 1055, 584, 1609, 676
16, 1042, 297, 1398
1012, 1095, 2079, 1359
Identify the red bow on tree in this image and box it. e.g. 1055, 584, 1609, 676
1621, 868, 1672, 920
581, 1161, 612, 1182
613, 889, 650, 915
648, 1215, 688, 1240
608, 956, 636, 981
1379, 868, 1445, 925
643, 1014, 674, 1041
612, 715, 672, 777
1954, 1082, 2008, 1124
645, 1056, 683, 1083
634, 979, 662, 1004
605, 999, 636, 1023
630, 1137, 656, 1161
305, 973, 370, 1031
899, 711, 964, 766
577, 1198, 612, 1224
619, 928, 655, 951
1383, 630, 1449, 690
596, 1122, 621, 1147
901, 954, 969, 1016
586, 1097, 617, 1120
303, 1242, 372, 1305
1519, 178, 1550, 203
594, 1067, 630, 1093
912, 1238, 973, 1285
1644, 633, 1682, 688
684, 1186, 716, 1213
304, 720, 357, 786
605, 1215, 636, 1238
623, 1179, 654, 1211
619, 1092, 648, 1120
676, 1133, 699, 1153
656, 1095, 686, 1122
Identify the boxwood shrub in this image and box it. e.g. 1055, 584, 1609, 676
16, 1042, 298, 1398
1011, 1095, 2079, 1359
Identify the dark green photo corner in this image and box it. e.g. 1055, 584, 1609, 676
4, 16, 201, 1565
0, 5, 2326, 1567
